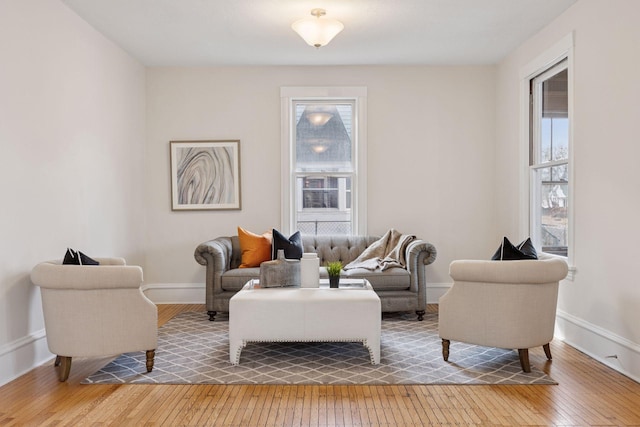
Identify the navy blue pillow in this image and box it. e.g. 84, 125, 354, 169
63, 248, 100, 265
491, 237, 538, 261
271, 229, 303, 260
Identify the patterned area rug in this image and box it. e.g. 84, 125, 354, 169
82, 312, 557, 385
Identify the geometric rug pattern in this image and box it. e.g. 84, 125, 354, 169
82, 312, 557, 385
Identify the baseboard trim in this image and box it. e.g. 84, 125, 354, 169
0, 328, 53, 387
427, 282, 451, 304
556, 309, 640, 383
142, 282, 206, 304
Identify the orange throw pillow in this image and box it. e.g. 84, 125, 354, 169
237, 227, 272, 268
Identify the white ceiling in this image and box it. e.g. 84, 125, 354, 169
61, 0, 577, 66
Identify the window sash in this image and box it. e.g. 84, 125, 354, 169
280, 86, 367, 236
530, 162, 569, 256
530, 60, 570, 257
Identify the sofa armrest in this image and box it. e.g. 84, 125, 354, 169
405, 240, 437, 298
194, 237, 234, 298
406, 240, 437, 270
194, 238, 232, 269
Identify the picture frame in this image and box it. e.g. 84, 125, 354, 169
170, 140, 241, 211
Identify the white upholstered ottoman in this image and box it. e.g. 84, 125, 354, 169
229, 279, 381, 365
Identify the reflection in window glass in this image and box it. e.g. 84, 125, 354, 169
295, 104, 352, 170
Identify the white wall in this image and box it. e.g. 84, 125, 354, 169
0, 0, 146, 385
145, 65, 497, 293
496, 0, 640, 381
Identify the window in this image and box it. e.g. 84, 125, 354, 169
301, 176, 346, 209
281, 87, 367, 236
529, 58, 571, 257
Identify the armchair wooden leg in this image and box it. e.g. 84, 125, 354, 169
416, 310, 425, 321
442, 339, 450, 361
518, 349, 531, 372
207, 311, 217, 321
146, 350, 155, 373
543, 343, 552, 360
56, 356, 72, 382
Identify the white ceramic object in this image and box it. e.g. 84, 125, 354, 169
300, 252, 320, 288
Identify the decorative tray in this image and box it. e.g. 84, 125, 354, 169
246, 279, 368, 290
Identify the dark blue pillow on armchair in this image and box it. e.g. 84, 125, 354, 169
272, 229, 303, 260
491, 237, 538, 261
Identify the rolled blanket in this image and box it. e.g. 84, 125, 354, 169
344, 229, 416, 271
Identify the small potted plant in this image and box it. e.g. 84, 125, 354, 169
326, 261, 342, 288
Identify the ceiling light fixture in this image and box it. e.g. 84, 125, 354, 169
292, 8, 344, 48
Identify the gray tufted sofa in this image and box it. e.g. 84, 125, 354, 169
194, 235, 437, 321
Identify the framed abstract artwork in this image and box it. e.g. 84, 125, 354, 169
170, 140, 241, 210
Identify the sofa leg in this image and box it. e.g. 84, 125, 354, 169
416, 310, 425, 321
146, 350, 155, 372
518, 349, 531, 372
543, 343, 552, 360
56, 356, 72, 382
207, 311, 217, 321
442, 339, 450, 361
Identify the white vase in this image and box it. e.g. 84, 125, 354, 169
300, 252, 320, 288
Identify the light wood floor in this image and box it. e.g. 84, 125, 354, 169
1, 304, 639, 426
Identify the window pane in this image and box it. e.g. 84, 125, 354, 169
296, 175, 351, 235
540, 69, 569, 163
533, 166, 568, 256
345, 178, 351, 209
295, 103, 353, 172
552, 164, 568, 182
301, 177, 338, 208
541, 118, 552, 163
550, 118, 569, 161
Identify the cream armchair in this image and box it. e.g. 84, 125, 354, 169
31, 258, 158, 381
438, 254, 568, 372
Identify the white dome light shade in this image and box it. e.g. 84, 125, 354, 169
292, 9, 344, 48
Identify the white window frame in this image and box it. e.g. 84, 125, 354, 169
519, 33, 575, 279
280, 87, 367, 235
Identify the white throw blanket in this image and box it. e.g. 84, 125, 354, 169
344, 229, 416, 271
